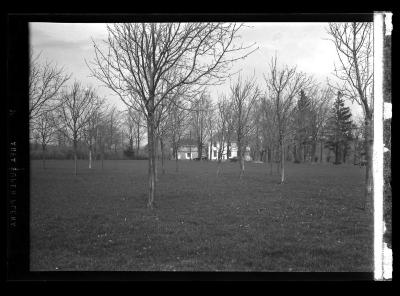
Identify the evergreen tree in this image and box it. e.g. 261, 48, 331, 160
325, 91, 353, 164
293, 90, 312, 163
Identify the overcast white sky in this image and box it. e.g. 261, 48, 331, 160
29, 22, 363, 119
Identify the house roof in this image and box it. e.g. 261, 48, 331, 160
179, 138, 198, 146
178, 146, 198, 152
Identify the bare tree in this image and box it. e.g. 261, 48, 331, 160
122, 107, 146, 158
215, 95, 233, 176
249, 98, 264, 162
231, 75, 260, 179
29, 52, 71, 121
308, 85, 333, 163
261, 96, 279, 174
58, 82, 100, 175
96, 110, 110, 169
105, 106, 122, 155
169, 98, 190, 172
122, 108, 136, 155
87, 23, 255, 208
191, 91, 213, 161
327, 22, 373, 210
134, 111, 146, 157
264, 56, 313, 183
155, 96, 175, 176
31, 110, 58, 169
205, 105, 216, 163
83, 98, 105, 168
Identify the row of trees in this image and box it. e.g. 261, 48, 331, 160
30, 22, 373, 211
29, 54, 148, 173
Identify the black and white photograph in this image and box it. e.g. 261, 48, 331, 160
6, 13, 392, 280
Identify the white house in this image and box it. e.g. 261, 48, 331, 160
173, 139, 252, 161
174, 138, 206, 160
207, 141, 251, 161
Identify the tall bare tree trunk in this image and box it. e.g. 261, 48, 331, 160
73, 139, 78, 176
136, 122, 140, 157
216, 157, 222, 176
154, 136, 159, 182
89, 149, 92, 169
238, 141, 245, 179
240, 156, 245, 179
42, 144, 46, 169
320, 140, 323, 163
175, 148, 179, 172
280, 137, 285, 183
160, 138, 165, 175
147, 116, 156, 209
197, 137, 202, 161
364, 117, 373, 212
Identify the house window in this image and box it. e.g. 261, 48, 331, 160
187, 153, 191, 159
213, 150, 217, 158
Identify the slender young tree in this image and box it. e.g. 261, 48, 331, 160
96, 110, 109, 169
169, 98, 190, 172
205, 102, 216, 162
249, 98, 264, 162
58, 82, 100, 175
191, 91, 213, 161
155, 96, 175, 175
261, 96, 279, 175
308, 86, 333, 163
83, 98, 105, 168
87, 23, 256, 208
264, 56, 313, 183
122, 108, 136, 158
105, 106, 122, 155
214, 95, 233, 175
230, 75, 260, 179
327, 22, 373, 210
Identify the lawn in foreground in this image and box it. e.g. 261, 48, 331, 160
30, 159, 373, 271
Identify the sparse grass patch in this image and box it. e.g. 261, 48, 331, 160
30, 159, 372, 271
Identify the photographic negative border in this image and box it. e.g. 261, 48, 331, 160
6, 12, 391, 281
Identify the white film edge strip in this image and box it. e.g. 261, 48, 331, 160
373, 12, 392, 281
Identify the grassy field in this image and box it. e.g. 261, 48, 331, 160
30, 159, 373, 271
